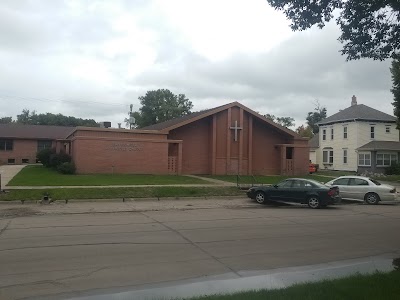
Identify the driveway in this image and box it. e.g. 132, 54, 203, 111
0, 164, 26, 189
0, 200, 400, 299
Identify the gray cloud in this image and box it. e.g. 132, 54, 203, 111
133, 23, 393, 125
0, 1, 394, 129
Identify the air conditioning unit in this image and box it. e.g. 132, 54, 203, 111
100, 121, 111, 128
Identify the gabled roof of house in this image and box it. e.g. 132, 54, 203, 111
141, 101, 301, 138
0, 124, 75, 140
357, 141, 400, 151
318, 104, 396, 126
308, 134, 319, 149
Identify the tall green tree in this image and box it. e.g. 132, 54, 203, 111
266, 0, 400, 60
16, 109, 98, 127
17, 109, 37, 124
0, 117, 13, 124
134, 89, 193, 128
306, 102, 327, 134
265, 114, 295, 128
391, 56, 400, 128
296, 124, 314, 138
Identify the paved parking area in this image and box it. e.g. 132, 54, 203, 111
1, 200, 400, 299
0, 164, 26, 189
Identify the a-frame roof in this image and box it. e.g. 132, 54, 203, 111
141, 101, 301, 138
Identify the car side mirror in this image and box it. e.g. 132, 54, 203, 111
273, 185, 278, 188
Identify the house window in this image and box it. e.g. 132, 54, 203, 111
386, 126, 391, 133
8, 158, 15, 164
343, 126, 348, 139
322, 129, 326, 141
323, 149, 334, 164
370, 126, 375, 139
343, 149, 348, 164
331, 128, 334, 140
376, 153, 398, 166
0, 139, 13, 151
37, 140, 53, 152
22, 159, 29, 164
358, 153, 371, 166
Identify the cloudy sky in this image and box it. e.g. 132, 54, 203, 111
0, 0, 394, 128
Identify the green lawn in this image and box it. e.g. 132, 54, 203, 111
372, 175, 400, 182
184, 271, 400, 300
8, 165, 209, 186
0, 186, 244, 201
205, 175, 333, 184
315, 170, 357, 177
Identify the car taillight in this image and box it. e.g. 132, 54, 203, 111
390, 188, 396, 193
328, 189, 335, 196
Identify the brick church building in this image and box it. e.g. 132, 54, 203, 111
1, 102, 309, 175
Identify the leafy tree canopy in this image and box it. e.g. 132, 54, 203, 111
391, 56, 400, 128
265, 114, 295, 128
306, 102, 327, 134
0, 116, 12, 124
133, 89, 193, 128
267, 0, 400, 60
16, 109, 98, 127
296, 124, 314, 138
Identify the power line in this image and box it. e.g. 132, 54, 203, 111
0, 92, 130, 108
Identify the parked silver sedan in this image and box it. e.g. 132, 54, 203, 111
325, 176, 397, 204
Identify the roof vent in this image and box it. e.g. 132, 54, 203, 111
100, 121, 111, 128
351, 95, 357, 106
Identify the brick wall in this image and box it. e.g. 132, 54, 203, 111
252, 119, 290, 175
0, 139, 52, 165
71, 137, 169, 174
168, 118, 211, 174
293, 140, 309, 175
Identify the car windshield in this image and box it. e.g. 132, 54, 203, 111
369, 178, 381, 185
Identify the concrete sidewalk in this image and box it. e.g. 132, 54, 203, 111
0, 165, 26, 189
5, 183, 236, 189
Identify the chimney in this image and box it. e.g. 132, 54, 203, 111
351, 95, 357, 106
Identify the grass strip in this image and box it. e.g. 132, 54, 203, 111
184, 270, 400, 300
0, 186, 245, 201
8, 165, 209, 186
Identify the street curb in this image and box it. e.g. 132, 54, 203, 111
0, 195, 245, 204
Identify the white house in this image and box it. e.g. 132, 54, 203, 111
311, 96, 399, 172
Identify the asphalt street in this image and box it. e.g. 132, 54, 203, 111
1, 200, 400, 299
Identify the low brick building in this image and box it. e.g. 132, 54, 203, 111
1, 102, 309, 175
0, 124, 73, 165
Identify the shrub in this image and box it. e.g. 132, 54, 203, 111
385, 163, 400, 175
36, 148, 56, 167
49, 152, 72, 169
57, 162, 76, 174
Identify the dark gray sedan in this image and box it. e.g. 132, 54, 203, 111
247, 178, 340, 209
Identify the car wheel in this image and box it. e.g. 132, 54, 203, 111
364, 192, 380, 205
308, 196, 320, 209
255, 191, 267, 204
